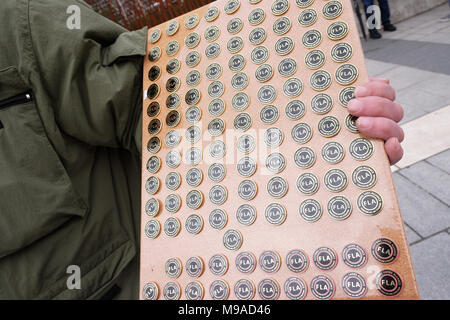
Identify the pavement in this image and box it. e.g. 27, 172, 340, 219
361, 4, 450, 300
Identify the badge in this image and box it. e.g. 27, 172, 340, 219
164, 217, 181, 237
296, 173, 319, 195
185, 214, 204, 234
299, 199, 322, 222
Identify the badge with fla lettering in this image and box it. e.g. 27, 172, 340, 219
342, 272, 367, 298
342, 243, 368, 268
371, 238, 398, 264
311, 275, 335, 300
376, 270, 403, 297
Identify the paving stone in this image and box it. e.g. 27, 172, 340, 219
396, 84, 449, 116
426, 149, 450, 174
393, 172, 450, 237
398, 102, 430, 125
410, 232, 450, 299
404, 224, 422, 244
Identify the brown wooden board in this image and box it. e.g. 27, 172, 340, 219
140, 0, 419, 300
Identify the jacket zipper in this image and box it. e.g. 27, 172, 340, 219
0, 91, 33, 110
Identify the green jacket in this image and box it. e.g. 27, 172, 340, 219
0, 0, 147, 299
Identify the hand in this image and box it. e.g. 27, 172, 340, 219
347, 77, 405, 165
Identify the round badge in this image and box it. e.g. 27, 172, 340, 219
186, 70, 201, 87
165, 172, 181, 191
210, 280, 230, 300
339, 86, 356, 107
260, 105, 279, 124
265, 203, 287, 225
223, 229, 243, 251
164, 217, 181, 237
358, 191, 383, 215
295, 0, 314, 9
331, 42, 353, 63
165, 257, 183, 278
302, 29, 322, 49
352, 166, 377, 189
227, 36, 244, 53
148, 46, 161, 62
166, 93, 180, 110
227, 17, 243, 34
375, 270, 403, 297
209, 254, 229, 276
148, 65, 161, 81
144, 219, 161, 239
258, 85, 277, 104
258, 279, 280, 300
323, 1, 343, 20
286, 249, 309, 273
186, 168, 203, 187
147, 136, 161, 154
145, 198, 160, 217
324, 169, 348, 192
205, 25, 220, 42
267, 176, 288, 199
299, 199, 322, 222
209, 185, 228, 205
259, 251, 281, 273
232, 92, 250, 111
147, 84, 160, 100
266, 152, 286, 173
231, 72, 249, 90
185, 14, 199, 29
166, 77, 180, 93
185, 281, 204, 300
318, 116, 341, 137
310, 275, 335, 300
322, 141, 345, 164
145, 176, 160, 195
284, 277, 307, 300
165, 40, 179, 56
165, 130, 181, 148
255, 64, 274, 83
224, 0, 240, 15
313, 247, 338, 271
327, 196, 352, 220
236, 251, 257, 274
166, 110, 181, 128
264, 127, 284, 148
142, 282, 159, 300
275, 37, 294, 55
273, 17, 291, 35
205, 42, 221, 59
208, 163, 226, 182
349, 138, 374, 161
149, 29, 161, 44
184, 143, 201, 162
310, 70, 332, 91
146, 155, 161, 174
229, 54, 246, 72
186, 256, 204, 278
209, 209, 228, 230
185, 32, 200, 49
163, 281, 181, 300
236, 204, 257, 226
305, 50, 326, 70
185, 51, 201, 68
296, 173, 319, 195
208, 81, 225, 98
164, 194, 181, 213
327, 21, 349, 41
147, 101, 160, 118
186, 189, 204, 210
237, 156, 257, 177
185, 214, 204, 235
208, 118, 225, 137
185, 125, 201, 144
294, 147, 316, 169
234, 279, 256, 300
234, 113, 252, 132
206, 63, 222, 81
371, 238, 398, 264
291, 123, 313, 144
166, 20, 179, 36
248, 8, 265, 25
311, 93, 333, 114
210, 140, 226, 159
342, 244, 368, 269
204, 6, 219, 22
185, 88, 201, 105
249, 28, 267, 45
345, 114, 359, 133
251, 46, 269, 64
298, 9, 317, 27
342, 272, 368, 298
286, 100, 306, 120
238, 179, 258, 200
278, 58, 297, 77
272, 0, 290, 15
283, 78, 303, 97
336, 64, 359, 85
237, 134, 256, 153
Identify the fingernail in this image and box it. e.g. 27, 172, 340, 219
355, 86, 369, 97
356, 117, 371, 130
347, 99, 363, 114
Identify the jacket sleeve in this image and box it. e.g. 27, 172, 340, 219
28, 0, 146, 152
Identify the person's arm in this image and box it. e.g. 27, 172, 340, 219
348, 78, 405, 165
